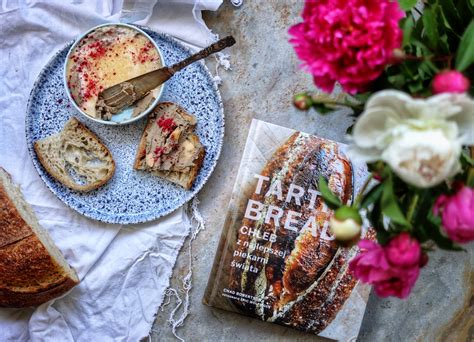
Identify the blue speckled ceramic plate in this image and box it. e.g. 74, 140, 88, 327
25, 29, 224, 224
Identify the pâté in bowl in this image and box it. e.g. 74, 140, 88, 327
64, 23, 165, 125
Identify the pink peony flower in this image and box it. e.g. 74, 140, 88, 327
432, 70, 470, 94
349, 233, 422, 299
433, 185, 474, 243
385, 232, 421, 267
372, 267, 419, 299
289, 0, 404, 94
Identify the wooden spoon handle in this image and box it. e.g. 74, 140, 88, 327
169, 36, 236, 74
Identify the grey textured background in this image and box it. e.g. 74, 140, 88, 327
153, 1, 474, 341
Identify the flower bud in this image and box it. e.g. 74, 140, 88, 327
432, 70, 470, 94
392, 48, 405, 60
293, 93, 313, 111
330, 206, 362, 242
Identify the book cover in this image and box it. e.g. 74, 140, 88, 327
203, 119, 372, 340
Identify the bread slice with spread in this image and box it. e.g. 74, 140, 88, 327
134, 102, 205, 190
34, 117, 115, 192
0, 167, 79, 307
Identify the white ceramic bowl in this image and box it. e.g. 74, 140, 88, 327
63, 23, 165, 125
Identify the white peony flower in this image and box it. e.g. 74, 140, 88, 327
348, 90, 474, 188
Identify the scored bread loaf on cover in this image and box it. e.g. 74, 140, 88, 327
134, 102, 205, 190
0, 168, 79, 308
34, 117, 115, 192
227, 133, 357, 334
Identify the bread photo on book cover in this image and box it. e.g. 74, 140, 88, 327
133, 102, 205, 190
34, 117, 115, 192
203, 120, 373, 340
0, 168, 79, 308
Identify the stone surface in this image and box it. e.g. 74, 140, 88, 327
152, 1, 474, 341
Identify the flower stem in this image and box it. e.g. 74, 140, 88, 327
310, 93, 364, 111
406, 193, 420, 224
403, 54, 453, 63
468, 146, 474, 187
353, 174, 373, 208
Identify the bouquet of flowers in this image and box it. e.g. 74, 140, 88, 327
289, 0, 474, 299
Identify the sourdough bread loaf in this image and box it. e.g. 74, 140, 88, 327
0, 168, 79, 307
34, 117, 115, 192
134, 102, 205, 190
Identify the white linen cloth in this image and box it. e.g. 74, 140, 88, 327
0, 0, 221, 340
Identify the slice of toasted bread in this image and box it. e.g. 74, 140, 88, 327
34, 117, 115, 192
0, 167, 79, 307
134, 102, 197, 171
134, 102, 205, 190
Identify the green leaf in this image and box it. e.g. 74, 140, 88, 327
455, 0, 474, 27
438, 0, 463, 34
360, 184, 384, 209
462, 150, 474, 187
439, 33, 450, 55
367, 200, 391, 245
381, 171, 411, 228
461, 150, 474, 166
431, 5, 451, 55
412, 40, 432, 56
467, 170, 474, 189
414, 222, 430, 243
427, 221, 464, 251
318, 176, 342, 209
411, 190, 433, 243
422, 7, 439, 52
426, 209, 464, 251
428, 210, 442, 226
407, 80, 424, 94
398, 0, 417, 11
312, 104, 331, 114
376, 227, 391, 245
353, 92, 371, 104
424, 59, 440, 73
401, 16, 415, 47
388, 74, 406, 88
456, 20, 474, 71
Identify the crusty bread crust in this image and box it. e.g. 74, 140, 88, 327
34, 117, 115, 192
0, 175, 34, 249
182, 138, 205, 190
0, 168, 79, 308
71, 117, 115, 190
0, 277, 78, 308
0, 235, 77, 307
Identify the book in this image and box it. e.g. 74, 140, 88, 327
203, 119, 372, 340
